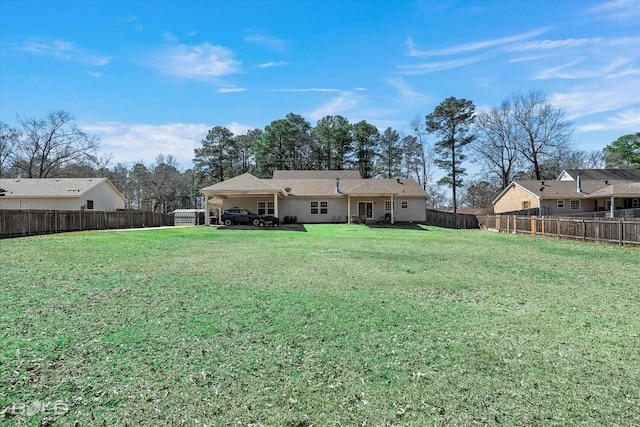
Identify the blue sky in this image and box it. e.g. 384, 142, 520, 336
1, 0, 639, 171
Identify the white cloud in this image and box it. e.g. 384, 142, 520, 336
576, 109, 640, 132
270, 88, 341, 93
509, 38, 596, 52
162, 32, 179, 42
550, 78, 640, 120
226, 121, 254, 135
407, 28, 548, 57
386, 77, 424, 103
155, 43, 241, 80
217, 88, 247, 93
535, 57, 638, 80
584, 0, 640, 21
19, 39, 111, 66
256, 61, 290, 68
82, 121, 261, 168
82, 121, 211, 167
244, 32, 289, 52
398, 54, 488, 75
306, 91, 365, 122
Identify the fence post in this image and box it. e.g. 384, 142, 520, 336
582, 219, 586, 241
531, 216, 536, 235
619, 219, 623, 246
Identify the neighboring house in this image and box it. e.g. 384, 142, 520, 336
200, 170, 427, 224
0, 177, 126, 211
493, 168, 640, 216
456, 208, 488, 216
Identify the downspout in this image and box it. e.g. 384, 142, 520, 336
204, 195, 210, 225
336, 177, 347, 223
390, 194, 395, 224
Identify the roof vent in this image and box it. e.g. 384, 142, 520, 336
285, 187, 292, 193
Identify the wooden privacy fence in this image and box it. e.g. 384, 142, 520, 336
477, 215, 640, 246
0, 210, 172, 238
425, 209, 480, 229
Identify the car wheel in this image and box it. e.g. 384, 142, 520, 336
252, 218, 261, 226
224, 219, 232, 226
259, 221, 266, 228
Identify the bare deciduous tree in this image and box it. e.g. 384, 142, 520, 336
13, 110, 100, 178
510, 90, 573, 180
474, 102, 522, 190
0, 122, 19, 177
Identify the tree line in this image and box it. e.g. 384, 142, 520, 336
1, 90, 638, 213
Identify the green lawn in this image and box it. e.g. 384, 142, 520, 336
1, 225, 639, 426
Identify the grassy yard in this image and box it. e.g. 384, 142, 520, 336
1, 225, 639, 426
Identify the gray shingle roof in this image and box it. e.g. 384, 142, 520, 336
200, 173, 282, 193
200, 172, 427, 198
508, 179, 640, 200
515, 180, 604, 199
0, 177, 116, 198
560, 169, 640, 181
586, 181, 640, 198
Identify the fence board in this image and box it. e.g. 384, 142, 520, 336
425, 209, 479, 229
0, 210, 171, 238
477, 215, 640, 246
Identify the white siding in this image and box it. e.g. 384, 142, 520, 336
81, 182, 125, 211
0, 197, 81, 210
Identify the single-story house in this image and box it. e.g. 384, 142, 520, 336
493, 168, 640, 216
0, 177, 126, 211
200, 170, 427, 224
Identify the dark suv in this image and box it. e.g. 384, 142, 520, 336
220, 209, 261, 226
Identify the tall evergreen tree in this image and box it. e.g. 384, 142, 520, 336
193, 126, 236, 184
426, 97, 476, 212
315, 115, 353, 170
352, 120, 380, 178
376, 127, 402, 178
254, 113, 312, 177
603, 132, 640, 169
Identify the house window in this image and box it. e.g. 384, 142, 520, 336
557, 200, 565, 208
633, 199, 639, 208
257, 201, 275, 215
570, 200, 581, 210
401, 200, 408, 209
523, 201, 529, 209
385, 200, 396, 211
310, 201, 328, 215
86, 200, 94, 210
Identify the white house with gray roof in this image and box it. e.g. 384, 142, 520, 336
0, 178, 125, 211
200, 170, 427, 224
